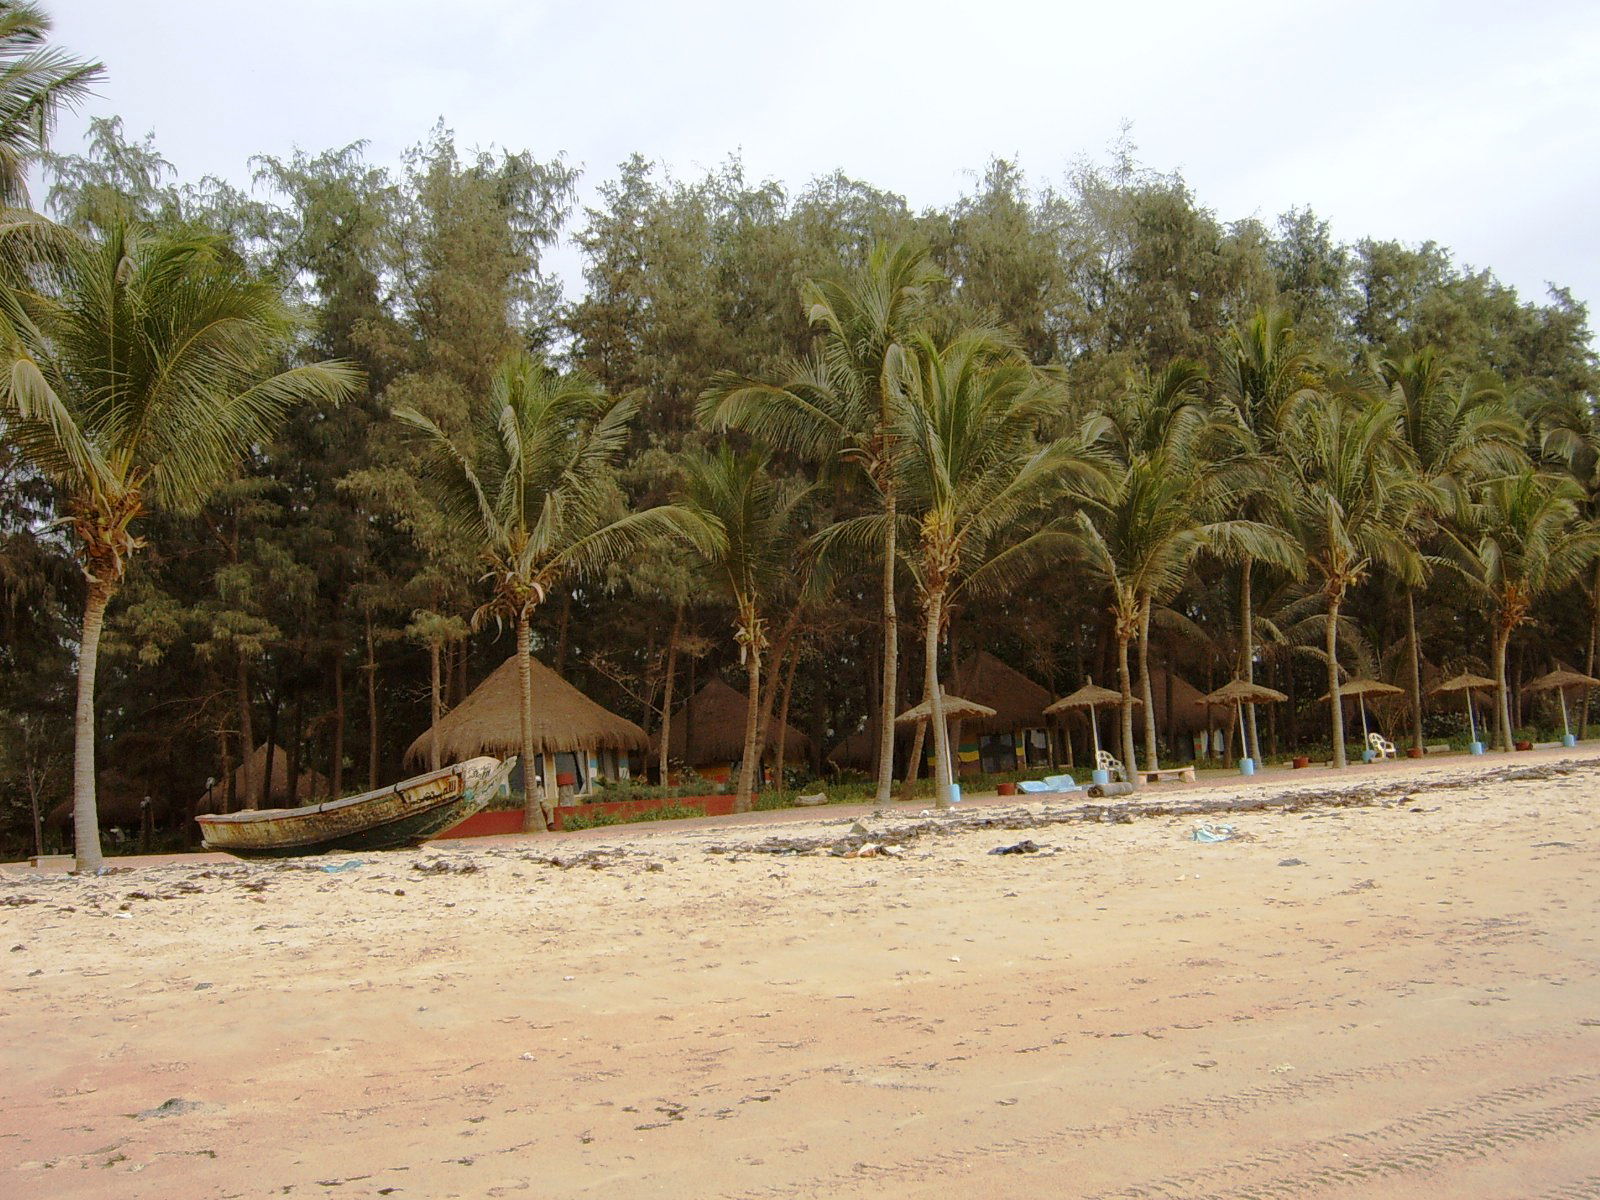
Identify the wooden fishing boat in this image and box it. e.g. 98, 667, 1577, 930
197, 756, 516, 859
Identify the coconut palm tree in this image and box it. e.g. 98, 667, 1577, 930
666, 446, 811, 812
698, 241, 941, 805
1081, 362, 1298, 775
1378, 349, 1526, 750
1538, 394, 1600, 733
397, 352, 677, 831
0, 2, 101, 206
0, 220, 359, 870
1284, 388, 1429, 767
1214, 307, 1319, 761
881, 329, 1091, 807
1443, 468, 1600, 751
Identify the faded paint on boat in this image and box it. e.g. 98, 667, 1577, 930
197, 757, 515, 858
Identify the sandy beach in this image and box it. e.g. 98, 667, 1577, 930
4, 750, 1599, 1199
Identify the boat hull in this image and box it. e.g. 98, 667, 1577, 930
197, 757, 514, 859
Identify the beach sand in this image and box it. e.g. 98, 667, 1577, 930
3, 749, 1598, 1198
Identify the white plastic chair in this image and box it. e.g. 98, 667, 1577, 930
1367, 731, 1397, 760
1095, 749, 1127, 782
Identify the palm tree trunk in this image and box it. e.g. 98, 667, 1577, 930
1240, 557, 1261, 762
71, 581, 113, 872
1137, 598, 1159, 771
900, 663, 931, 800
774, 640, 801, 792
237, 652, 257, 809
735, 614, 762, 813
658, 603, 682, 784
364, 609, 379, 792
874, 484, 898, 804
1116, 626, 1140, 787
755, 609, 800, 772
1326, 602, 1347, 768
428, 640, 442, 771
1492, 624, 1513, 753
1585, 561, 1600, 738
330, 652, 345, 799
1405, 588, 1425, 752
925, 594, 955, 808
516, 611, 548, 832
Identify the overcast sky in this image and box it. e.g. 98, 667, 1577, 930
50, 0, 1600, 329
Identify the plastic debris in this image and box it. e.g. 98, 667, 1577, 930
318, 859, 365, 873
1192, 822, 1235, 843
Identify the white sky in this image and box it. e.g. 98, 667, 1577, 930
50, 0, 1600, 333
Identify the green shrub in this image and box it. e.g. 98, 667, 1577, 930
560, 810, 622, 830
634, 802, 706, 822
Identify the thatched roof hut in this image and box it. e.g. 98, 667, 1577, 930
946, 652, 1054, 736
403, 654, 648, 768
195, 744, 329, 815
655, 677, 811, 767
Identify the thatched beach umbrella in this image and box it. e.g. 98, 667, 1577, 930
896, 694, 995, 787
1428, 672, 1496, 746
1318, 677, 1404, 742
894, 694, 997, 725
1197, 679, 1287, 762
1046, 680, 1138, 760
1522, 668, 1600, 741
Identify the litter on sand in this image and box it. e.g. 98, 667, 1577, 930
1192, 823, 1236, 843
318, 859, 366, 873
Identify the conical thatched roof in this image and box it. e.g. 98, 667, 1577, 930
1319, 677, 1405, 703
895, 694, 997, 725
404, 654, 648, 768
1523, 667, 1600, 693
1198, 678, 1288, 706
1429, 671, 1496, 696
1046, 681, 1129, 713
195, 744, 328, 814
655, 677, 811, 766
946, 651, 1054, 737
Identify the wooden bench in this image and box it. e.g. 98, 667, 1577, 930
1138, 766, 1197, 785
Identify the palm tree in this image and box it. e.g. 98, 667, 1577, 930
0, 2, 101, 206
1378, 350, 1526, 751
1284, 389, 1428, 767
0, 220, 358, 870
1214, 308, 1318, 761
1081, 362, 1298, 775
1538, 395, 1600, 734
397, 352, 675, 831
1444, 468, 1600, 751
667, 447, 810, 812
883, 329, 1090, 807
698, 241, 941, 805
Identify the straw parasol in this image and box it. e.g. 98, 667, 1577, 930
1429, 671, 1496, 745
1318, 677, 1404, 742
1045, 679, 1139, 759
656, 677, 811, 767
895, 694, 996, 725
403, 654, 648, 769
1197, 679, 1288, 760
1522, 668, 1600, 740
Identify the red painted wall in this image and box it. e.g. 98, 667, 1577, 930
435, 793, 734, 838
